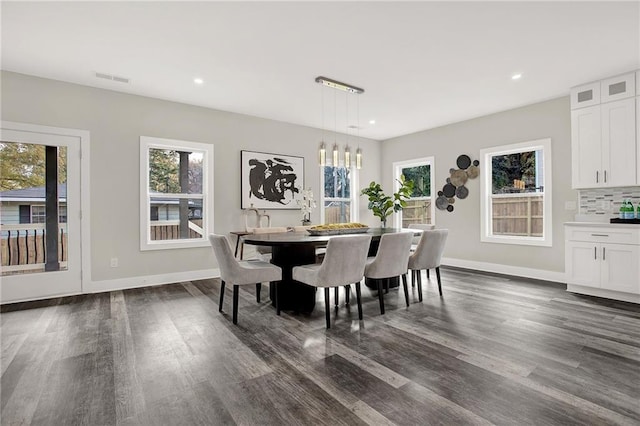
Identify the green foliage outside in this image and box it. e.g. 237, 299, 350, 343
402, 165, 430, 197
491, 150, 538, 194
0, 142, 67, 191
361, 176, 414, 226
149, 149, 203, 194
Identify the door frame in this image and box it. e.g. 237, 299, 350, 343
0, 121, 91, 303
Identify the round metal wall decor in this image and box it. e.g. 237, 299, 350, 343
456, 154, 471, 169
436, 154, 479, 212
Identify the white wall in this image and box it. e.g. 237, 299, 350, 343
1, 71, 381, 283
381, 96, 576, 278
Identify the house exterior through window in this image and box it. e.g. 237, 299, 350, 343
140, 136, 214, 250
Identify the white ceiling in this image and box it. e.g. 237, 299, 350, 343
2, 1, 639, 140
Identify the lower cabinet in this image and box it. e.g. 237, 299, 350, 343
565, 224, 640, 302
566, 241, 640, 293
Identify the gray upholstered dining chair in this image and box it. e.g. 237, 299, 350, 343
408, 223, 436, 279
292, 235, 371, 329
364, 232, 413, 315
408, 229, 448, 300
209, 234, 282, 324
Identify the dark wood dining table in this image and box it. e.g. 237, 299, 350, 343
242, 228, 420, 313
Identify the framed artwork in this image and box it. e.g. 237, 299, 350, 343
241, 150, 304, 209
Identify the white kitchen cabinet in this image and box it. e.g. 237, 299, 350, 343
571, 95, 637, 189
570, 71, 639, 189
571, 105, 602, 188
601, 98, 637, 187
600, 72, 635, 103
565, 224, 640, 303
637, 97, 640, 184
570, 81, 600, 109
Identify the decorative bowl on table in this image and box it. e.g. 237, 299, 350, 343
306, 223, 370, 236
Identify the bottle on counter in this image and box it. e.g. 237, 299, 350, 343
625, 200, 634, 219
620, 199, 627, 219
636, 201, 640, 219
625, 199, 635, 219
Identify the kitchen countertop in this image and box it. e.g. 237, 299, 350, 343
564, 221, 640, 229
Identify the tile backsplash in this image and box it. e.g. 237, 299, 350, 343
579, 187, 640, 215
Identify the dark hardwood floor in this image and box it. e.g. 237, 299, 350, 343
2, 268, 639, 425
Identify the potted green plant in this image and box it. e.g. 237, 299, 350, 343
361, 177, 414, 228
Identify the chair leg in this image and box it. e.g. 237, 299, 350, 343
384, 278, 389, 293
219, 280, 225, 312
355, 282, 363, 320
436, 267, 443, 296
417, 271, 423, 302
324, 288, 331, 329
256, 283, 261, 303
334, 287, 339, 307
411, 270, 416, 287
274, 281, 280, 316
377, 280, 385, 315
345, 285, 351, 305
426, 269, 430, 279
232, 285, 239, 324
402, 274, 409, 307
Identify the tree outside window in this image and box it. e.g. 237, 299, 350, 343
321, 166, 354, 224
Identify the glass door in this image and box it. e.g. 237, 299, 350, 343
1, 126, 82, 303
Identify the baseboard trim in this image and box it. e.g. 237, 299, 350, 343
85, 268, 220, 294
567, 285, 640, 304
441, 257, 565, 283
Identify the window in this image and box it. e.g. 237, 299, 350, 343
140, 136, 214, 250
480, 138, 552, 246
31, 205, 46, 223
58, 205, 67, 223
393, 157, 435, 228
320, 165, 358, 224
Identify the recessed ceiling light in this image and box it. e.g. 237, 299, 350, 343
194, 78, 204, 85
369, 120, 376, 125
511, 73, 522, 80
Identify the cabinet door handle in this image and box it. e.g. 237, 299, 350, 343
591, 234, 609, 237
594, 246, 597, 260
596, 171, 599, 183
604, 170, 607, 183
603, 247, 606, 261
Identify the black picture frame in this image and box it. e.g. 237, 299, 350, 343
240, 150, 304, 209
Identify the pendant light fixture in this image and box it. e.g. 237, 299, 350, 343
315, 76, 364, 168
318, 83, 326, 166
356, 94, 362, 170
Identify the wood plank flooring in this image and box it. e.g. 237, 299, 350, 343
2, 268, 639, 425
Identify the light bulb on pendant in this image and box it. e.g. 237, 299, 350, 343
356, 148, 362, 170
319, 142, 326, 166
344, 146, 351, 167
332, 144, 339, 166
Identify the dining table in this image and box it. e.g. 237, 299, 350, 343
241, 227, 421, 313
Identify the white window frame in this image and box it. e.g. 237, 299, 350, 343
480, 138, 552, 247
393, 157, 435, 229
319, 164, 359, 224
140, 136, 214, 251
31, 205, 46, 224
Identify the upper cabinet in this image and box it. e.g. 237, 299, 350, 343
570, 71, 638, 189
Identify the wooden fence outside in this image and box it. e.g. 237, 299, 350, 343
150, 219, 204, 240
492, 194, 543, 237
324, 203, 351, 224
1, 224, 68, 275
402, 199, 432, 228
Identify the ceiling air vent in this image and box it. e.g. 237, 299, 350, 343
95, 72, 130, 84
